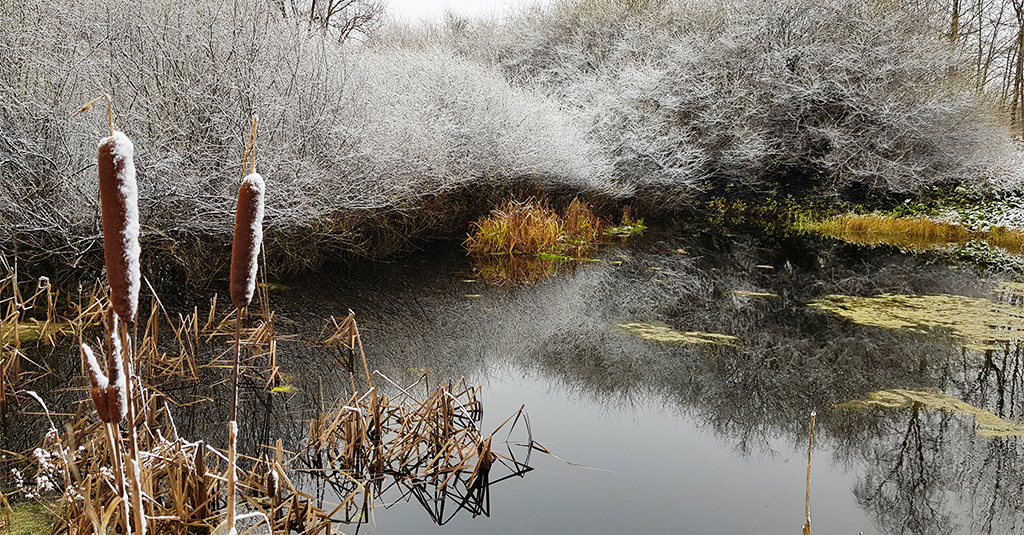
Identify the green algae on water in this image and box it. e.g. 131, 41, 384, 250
809, 292, 1024, 343
618, 322, 738, 345
837, 388, 1024, 437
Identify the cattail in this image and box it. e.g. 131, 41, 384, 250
98, 131, 141, 323
229, 172, 265, 310
103, 307, 128, 423
82, 343, 111, 423
266, 467, 279, 499
82, 329, 128, 425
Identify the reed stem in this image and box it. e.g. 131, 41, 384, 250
119, 321, 146, 535
803, 410, 815, 535
226, 306, 242, 532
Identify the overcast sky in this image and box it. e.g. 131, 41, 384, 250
386, 0, 548, 23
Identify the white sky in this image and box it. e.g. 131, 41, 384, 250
386, 0, 548, 23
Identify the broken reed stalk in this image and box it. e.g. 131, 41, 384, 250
226, 115, 265, 533
803, 411, 815, 535
82, 94, 147, 535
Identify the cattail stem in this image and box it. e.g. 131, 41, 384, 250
226, 306, 243, 532
119, 322, 146, 535
803, 411, 816, 535
103, 421, 130, 533
72, 94, 114, 136
242, 115, 259, 176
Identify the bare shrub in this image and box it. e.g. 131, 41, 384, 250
466, 0, 1022, 201
0, 0, 616, 272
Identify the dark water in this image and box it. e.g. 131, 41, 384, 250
237, 227, 1024, 535
7, 227, 1024, 534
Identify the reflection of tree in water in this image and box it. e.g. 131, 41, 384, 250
11, 229, 1024, 531
853, 405, 956, 535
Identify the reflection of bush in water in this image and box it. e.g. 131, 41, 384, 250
470, 255, 559, 283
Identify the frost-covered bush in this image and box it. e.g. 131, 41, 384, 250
466, 0, 1021, 201
0, 0, 614, 268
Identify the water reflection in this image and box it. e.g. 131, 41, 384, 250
6, 228, 1024, 533
260, 229, 1024, 534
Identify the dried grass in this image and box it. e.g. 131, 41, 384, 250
464, 197, 605, 260
816, 213, 1024, 253
465, 199, 562, 256
1, 269, 537, 533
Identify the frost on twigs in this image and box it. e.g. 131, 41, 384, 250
98, 131, 141, 323
230, 172, 265, 310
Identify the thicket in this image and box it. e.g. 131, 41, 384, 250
2, 0, 1022, 275
448, 0, 1022, 203
0, 0, 614, 276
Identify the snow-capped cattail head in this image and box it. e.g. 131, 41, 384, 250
82, 343, 112, 423
230, 172, 265, 310
98, 131, 141, 324
266, 467, 279, 499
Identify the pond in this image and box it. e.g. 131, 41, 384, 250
246, 226, 1022, 535
5, 225, 1024, 535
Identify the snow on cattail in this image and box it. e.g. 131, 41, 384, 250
82, 344, 110, 422
230, 172, 265, 310
98, 131, 141, 323
83, 342, 129, 424
103, 307, 128, 423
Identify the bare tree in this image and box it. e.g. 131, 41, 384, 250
289, 0, 386, 41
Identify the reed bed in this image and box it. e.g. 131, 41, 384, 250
39, 385, 330, 535
0, 264, 69, 417
815, 213, 1024, 254
465, 199, 563, 256
2, 98, 540, 534
1, 277, 536, 533
303, 372, 533, 526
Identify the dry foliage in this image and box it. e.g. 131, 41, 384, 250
816, 213, 1024, 253
303, 372, 533, 526
0, 272, 537, 533
464, 200, 562, 256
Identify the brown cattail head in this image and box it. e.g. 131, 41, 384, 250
98, 132, 141, 323
230, 173, 265, 310
266, 467, 279, 499
103, 307, 128, 423
82, 343, 112, 423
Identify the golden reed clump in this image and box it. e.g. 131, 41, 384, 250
229, 172, 265, 310
98, 132, 141, 323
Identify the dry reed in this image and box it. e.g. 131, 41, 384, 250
465, 199, 562, 256
815, 213, 1024, 254
303, 375, 532, 525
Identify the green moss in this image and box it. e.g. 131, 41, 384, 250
837, 388, 1024, 437
537, 252, 573, 262
1, 500, 56, 535
1, 320, 68, 345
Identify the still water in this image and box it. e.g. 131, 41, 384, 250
8, 226, 1022, 534
244, 227, 1024, 535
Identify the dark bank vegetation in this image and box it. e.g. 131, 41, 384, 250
2, 0, 1023, 278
